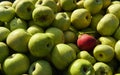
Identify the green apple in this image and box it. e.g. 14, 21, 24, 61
28, 33, 54, 57
115, 40, 120, 61
67, 59, 95, 75
6, 29, 31, 53
90, 13, 103, 30
45, 27, 64, 45
32, 5, 54, 28
27, 25, 44, 35
76, 0, 84, 8
67, 43, 80, 53
93, 62, 113, 75
0, 27, 10, 42
12, 0, 22, 8
52, 12, 71, 31
111, 1, 120, 5
0, 6, 15, 22
3, 53, 30, 75
9, 17, 27, 31
0, 42, 9, 63
77, 51, 96, 64
35, 0, 58, 13
97, 13, 119, 36
29, 60, 52, 75
0, 1, 12, 7
15, 0, 35, 20
114, 26, 120, 40
64, 30, 77, 43
51, 43, 76, 70
107, 4, 120, 21
59, 0, 76, 11
84, 0, 103, 14
102, 0, 111, 9
93, 44, 114, 62
98, 36, 117, 48
71, 8, 92, 30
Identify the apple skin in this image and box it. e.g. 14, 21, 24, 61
77, 34, 97, 51
93, 62, 113, 75
67, 59, 95, 75
115, 40, 120, 61
3, 53, 30, 75
29, 60, 52, 75
102, 0, 111, 9
32, 5, 55, 28
84, 0, 103, 14
6, 29, 31, 53
93, 44, 114, 62
0, 6, 15, 22
71, 8, 92, 30
0, 42, 9, 63
51, 43, 76, 70
28, 33, 54, 57
0, 1, 12, 7
114, 26, 120, 40
97, 13, 119, 36
0, 27, 10, 42
15, 0, 35, 20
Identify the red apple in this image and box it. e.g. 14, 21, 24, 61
77, 34, 97, 51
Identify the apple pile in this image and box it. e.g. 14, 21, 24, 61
1, 0, 120, 75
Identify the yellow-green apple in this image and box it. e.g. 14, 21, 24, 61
6, 29, 31, 53
111, 1, 120, 5
67, 59, 95, 75
98, 36, 117, 48
97, 14, 119, 36
27, 25, 44, 35
9, 17, 27, 31
107, 4, 120, 21
77, 34, 97, 51
35, 0, 58, 13
77, 51, 96, 64
115, 40, 120, 61
93, 44, 114, 62
0, 27, 10, 42
64, 30, 77, 43
12, 0, 22, 8
93, 62, 113, 75
52, 12, 71, 31
84, 0, 103, 14
45, 27, 64, 45
76, 0, 84, 8
0, 42, 9, 63
0, 1, 12, 7
59, 0, 76, 11
102, 0, 111, 9
114, 26, 120, 40
29, 60, 52, 75
51, 43, 76, 70
71, 8, 92, 30
15, 0, 35, 20
67, 43, 80, 53
28, 33, 54, 57
3, 53, 30, 75
90, 13, 103, 30
0, 6, 15, 22
32, 5, 54, 28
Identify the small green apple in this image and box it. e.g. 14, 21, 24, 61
28, 33, 54, 57
67, 59, 95, 75
0, 6, 15, 22
52, 12, 71, 31
76, 0, 84, 8
93, 62, 113, 75
71, 8, 92, 30
115, 40, 120, 61
0, 1, 12, 7
59, 0, 76, 11
93, 44, 114, 62
0, 42, 9, 63
0, 27, 10, 42
9, 17, 27, 31
97, 13, 119, 36
6, 29, 31, 53
32, 5, 54, 28
15, 0, 35, 20
45, 27, 64, 45
67, 43, 80, 53
84, 0, 103, 14
114, 26, 120, 40
77, 51, 96, 64
27, 25, 44, 35
51, 43, 76, 70
3, 53, 30, 75
29, 60, 52, 75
